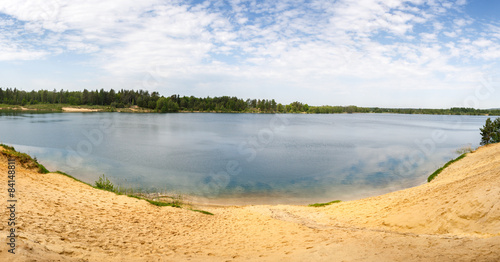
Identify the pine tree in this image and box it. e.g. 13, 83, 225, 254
480, 117, 500, 145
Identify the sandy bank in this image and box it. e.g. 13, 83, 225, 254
62, 107, 102, 112
0, 144, 499, 261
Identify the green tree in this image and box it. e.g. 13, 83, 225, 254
277, 103, 284, 113
81, 89, 90, 105
156, 97, 179, 113
290, 101, 303, 112
480, 117, 500, 145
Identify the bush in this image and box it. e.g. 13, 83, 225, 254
94, 174, 115, 191
480, 117, 500, 145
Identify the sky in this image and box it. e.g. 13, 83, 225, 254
0, 0, 499, 108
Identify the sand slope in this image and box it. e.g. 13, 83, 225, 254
1, 144, 499, 261
264, 143, 500, 238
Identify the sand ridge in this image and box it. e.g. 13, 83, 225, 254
1, 144, 499, 261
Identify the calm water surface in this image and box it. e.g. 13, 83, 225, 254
0, 112, 488, 204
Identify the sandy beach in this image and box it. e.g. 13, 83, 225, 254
61, 107, 102, 112
1, 144, 499, 261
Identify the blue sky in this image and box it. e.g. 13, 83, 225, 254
0, 0, 499, 108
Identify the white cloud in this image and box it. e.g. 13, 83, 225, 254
487, 24, 500, 39
444, 31, 458, 37
433, 21, 443, 32
420, 32, 438, 42
0, 46, 47, 60
454, 18, 472, 27
473, 38, 493, 47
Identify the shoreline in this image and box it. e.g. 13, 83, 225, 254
1, 143, 499, 261
182, 182, 427, 206
0, 105, 498, 116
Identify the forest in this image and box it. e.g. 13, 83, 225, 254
1, 87, 500, 115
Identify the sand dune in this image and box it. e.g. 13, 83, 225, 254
1, 144, 499, 261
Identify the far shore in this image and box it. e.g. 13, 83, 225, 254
0, 105, 498, 116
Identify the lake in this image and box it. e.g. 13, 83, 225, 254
0, 112, 489, 204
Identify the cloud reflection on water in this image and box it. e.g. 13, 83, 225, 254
0, 112, 486, 204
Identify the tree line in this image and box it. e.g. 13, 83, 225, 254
0, 88, 160, 109
1, 87, 500, 115
0, 88, 281, 113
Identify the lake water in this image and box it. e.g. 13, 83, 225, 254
0, 112, 489, 204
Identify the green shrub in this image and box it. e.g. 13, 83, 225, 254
94, 174, 115, 191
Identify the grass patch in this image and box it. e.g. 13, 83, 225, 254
0, 103, 63, 111
0, 143, 49, 173
126, 194, 143, 200
308, 200, 341, 207
427, 153, 467, 182
0, 143, 15, 151
191, 209, 214, 215
56, 171, 91, 186
23, 103, 64, 111
0, 104, 21, 110
145, 199, 181, 208
36, 162, 50, 174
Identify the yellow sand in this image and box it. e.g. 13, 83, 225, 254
62, 107, 102, 112
1, 144, 499, 261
